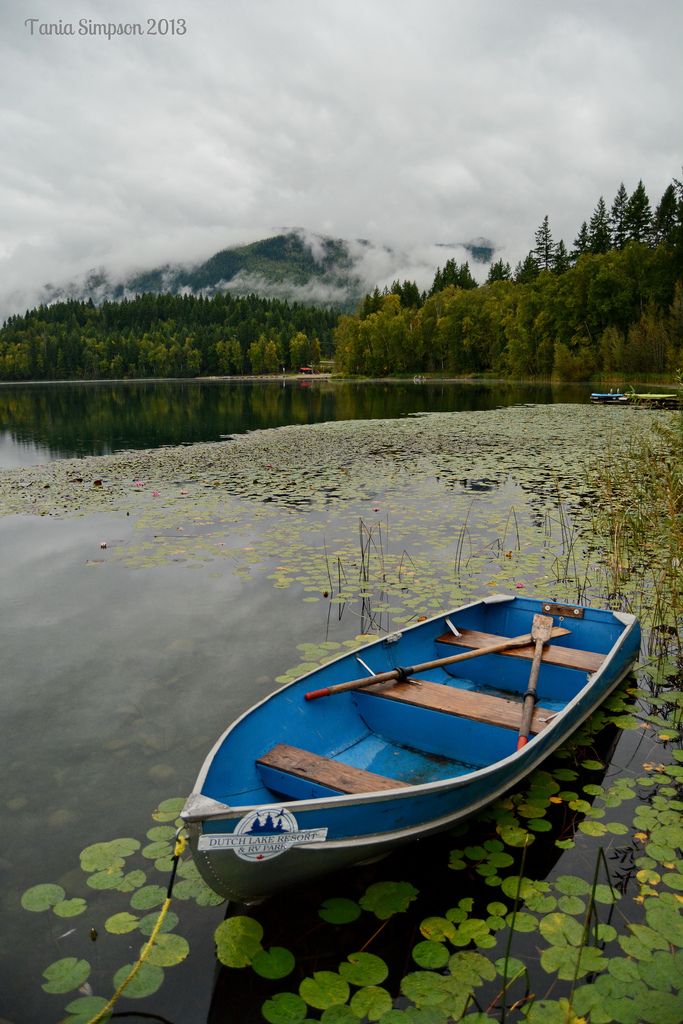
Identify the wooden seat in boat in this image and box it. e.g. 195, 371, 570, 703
436, 628, 605, 673
361, 679, 556, 734
256, 743, 410, 794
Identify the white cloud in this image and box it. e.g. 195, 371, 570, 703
1, 0, 681, 318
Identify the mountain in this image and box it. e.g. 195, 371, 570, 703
29, 230, 497, 317
118, 232, 363, 304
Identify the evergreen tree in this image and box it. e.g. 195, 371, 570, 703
390, 279, 422, 308
610, 183, 629, 249
553, 239, 571, 274
588, 197, 611, 254
652, 183, 678, 245
571, 222, 590, 262
624, 180, 653, 244
486, 259, 512, 283
359, 288, 383, 319
457, 261, 478, 290
430, 259, 477, 294
514, 252, 540, 283
534, 215, 555, 270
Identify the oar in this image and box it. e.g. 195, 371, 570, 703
304, 623, 569, 700
517, 613, 554, 750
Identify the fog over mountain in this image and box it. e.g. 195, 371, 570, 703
3, 230, 496, 317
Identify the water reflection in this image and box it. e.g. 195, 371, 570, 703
0, 378, 589, 466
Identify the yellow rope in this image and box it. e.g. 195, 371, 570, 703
86, 833, 187, 1024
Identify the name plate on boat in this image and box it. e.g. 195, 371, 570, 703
198, 807, 328, 862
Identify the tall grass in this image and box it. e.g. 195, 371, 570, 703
587, 394, 683, 653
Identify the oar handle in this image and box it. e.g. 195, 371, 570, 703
305, 665, 415, 700
517, 614, 554, 749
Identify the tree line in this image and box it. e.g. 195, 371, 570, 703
335, 176, 683, 379
0, 292, 336, 380
1, 175, 681, 383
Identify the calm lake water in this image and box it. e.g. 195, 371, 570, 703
0, 383, 669, 1024
0, 378, 589, 467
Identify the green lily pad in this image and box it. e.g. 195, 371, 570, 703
319, 897, 361, 924
21, 882, 65, 912
420, 916, 457, 942
261, 992, 308, 1024
80, 837, 140, 872
552, 874, 591, 896
86, 868, 124, 891
448, 950, 497, 986
320, 1006, 357, 1024
252, 946, 296, 980
105, 911, 140, 934
349, 985, 393, 1020
42, 957, 91, 994
359, 881, 418, 919
139, 909, 179, 936
400, 971, 450, 1008
412, 941, 450, 969
111, 961, 164, 998
299, 971, 350, 1010
497, 823, 533, 847
338, 951, 388, 986
540, 942, 605, 980
215, 915, 264, 968
152, 796, 185, 822
53, 897, 88, 918
63, 995, 112, 1023
129, 884, 167, 910
139, 931, 189, 967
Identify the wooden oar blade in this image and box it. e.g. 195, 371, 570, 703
531, 613, 554, 642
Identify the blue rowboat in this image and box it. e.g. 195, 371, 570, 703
181, 594, 640, 903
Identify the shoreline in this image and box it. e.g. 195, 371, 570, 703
0, 372, 681, 388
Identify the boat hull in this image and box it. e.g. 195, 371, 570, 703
182, 595, 640, 903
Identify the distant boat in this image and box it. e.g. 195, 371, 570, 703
181, 593, 640, 903
590, 389, 681, 408
590, 390, 628, 404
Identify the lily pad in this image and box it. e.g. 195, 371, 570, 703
412, 941, 450, 969
111, 961, 164, 998
319, 897, 361, 924
215, 915, 264, 967
261, 992, 308, 1024
63, 995, 112, 1023
21, 882, 65, 912
338, 951, 388, 986
80, 837, 140, 872
349, 985, 393, 1020
105, 911, 140, 934
359, 880, 418, 919
42, 957, 91, 994
252, 946, 296, 980
140, 931, 190, 967
299, 971, 350, 1010
53, 897, 88, 918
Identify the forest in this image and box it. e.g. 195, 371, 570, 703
0, 175, 681, 381
0, 292, 336, 380
335, 177, 683, 379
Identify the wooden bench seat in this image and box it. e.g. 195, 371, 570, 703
436, 628, 605, 673
256, 743, 410, 795
362, 679, 556, 734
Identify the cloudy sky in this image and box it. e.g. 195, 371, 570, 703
1, 0, 681, 316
